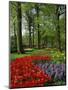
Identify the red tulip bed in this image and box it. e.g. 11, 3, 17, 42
10, 56, 52, 88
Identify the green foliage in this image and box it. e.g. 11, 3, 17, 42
51, 50, 65, 64
9, 2, 66, 53
31, 48, 65, 64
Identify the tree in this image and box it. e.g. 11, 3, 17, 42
35, 4, 40, 48
32, 16, 35, 47
16, 2, 24, 53
55, 5, 61, 50
27, 12, 32, 48
13, 22, 17, 51
21, 3, 35, 48
9, 2, 17, 52
55, 5, 65, 51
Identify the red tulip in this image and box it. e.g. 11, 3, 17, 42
10, 56, 52, 88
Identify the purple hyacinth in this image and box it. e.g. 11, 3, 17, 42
36, 62, 66, 81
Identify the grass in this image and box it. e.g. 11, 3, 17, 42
10, 48, 36, 60
10, 48, 65, 64
10, 53, 31, 61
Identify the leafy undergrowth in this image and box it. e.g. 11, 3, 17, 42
31, 48, 65, 64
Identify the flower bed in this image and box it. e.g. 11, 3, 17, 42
10, 56, 51, 88
36, 63, 65, 81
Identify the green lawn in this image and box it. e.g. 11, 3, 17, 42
10, 48, 65, 64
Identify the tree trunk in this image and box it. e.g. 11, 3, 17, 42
36, 4, 40, 49
28, 18, 32, 48
45, 36, 48, 48
17, 2, 24, 53
51, 37, 54, 48
13, 22, 17, 51
26, 11, 33, 48
56, 6, 61, 51
64, 6, 66, 51
32, 19, 34, 48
